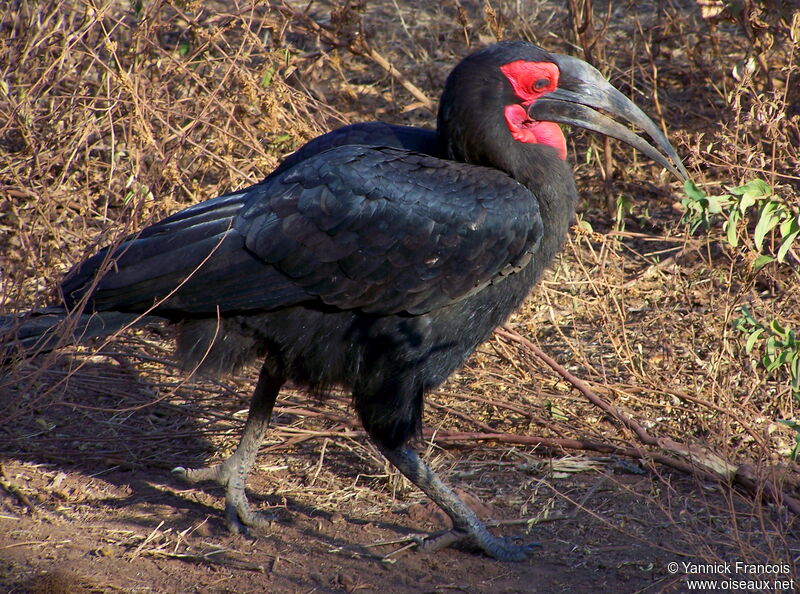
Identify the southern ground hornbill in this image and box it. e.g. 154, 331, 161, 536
2, 41, 687, 560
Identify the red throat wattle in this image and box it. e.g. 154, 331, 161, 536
500, 60, 567, 160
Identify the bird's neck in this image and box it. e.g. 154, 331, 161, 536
511, 146, 579, 263
441, 126, 579, 262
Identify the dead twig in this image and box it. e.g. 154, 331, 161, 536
495, 325, 800, 516
145, 548, 265, 572
361, 48, 434, 112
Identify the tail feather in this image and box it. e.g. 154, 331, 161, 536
1, 307, 163, 362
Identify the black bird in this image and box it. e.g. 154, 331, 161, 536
2, 41, 687, 561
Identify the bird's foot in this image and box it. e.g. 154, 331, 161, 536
411, 528, 539, 562
172, 463, 272, 535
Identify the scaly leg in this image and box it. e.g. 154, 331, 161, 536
173, 364, 284, 534
379, 445, 537, 561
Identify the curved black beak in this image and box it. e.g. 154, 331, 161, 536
528, 54, 688, 181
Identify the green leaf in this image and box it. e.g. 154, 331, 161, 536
754, 201, 779, 251
684, 180, 706, 201
766, 335, 778, 357
706, 195, 724, 214
777, 230, 799, 263
739, 193, 758, 213
745, 327, 764, 353
766, 350, 789, 372
261, 67, 275, 88
770, 319, 787, 338
725, 209, 741, 246
752, 254, 774, 271
616, 194, 633, 215
734, 306, 759, 329
576, 217, 594, 234
732, 178, 771, 201
779, 216, 800, 238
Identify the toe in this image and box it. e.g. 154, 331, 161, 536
414, 528, 539, 561
172, 463, 224, 485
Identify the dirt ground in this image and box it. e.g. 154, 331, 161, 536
0, 442, 701, 593
0, 408, 765, 594
0, 465, 702, 594
1, 339, 794, 593
2, 0, 799, 592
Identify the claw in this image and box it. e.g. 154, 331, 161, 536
171, 463, 223, 484
413, 528, 538, 561
380, 529, 538, 561
172, 462, 273, 534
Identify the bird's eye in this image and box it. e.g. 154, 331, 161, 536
534, 77, 551, 91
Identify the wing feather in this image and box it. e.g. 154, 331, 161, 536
237, 145, 543, 314
63, 138, 542, 317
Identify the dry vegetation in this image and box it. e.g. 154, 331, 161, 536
1, 0, 799, 592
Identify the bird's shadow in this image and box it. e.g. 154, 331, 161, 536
0, 340, 415, 557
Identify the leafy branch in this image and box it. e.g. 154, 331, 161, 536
681, 179, 799, 270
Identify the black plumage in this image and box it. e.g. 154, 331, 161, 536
2, 41, 686, 560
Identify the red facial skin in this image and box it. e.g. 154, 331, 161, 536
500, 60, 567, 160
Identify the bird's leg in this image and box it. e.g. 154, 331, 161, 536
379, 445, 537, 561
173, 363, 284, 534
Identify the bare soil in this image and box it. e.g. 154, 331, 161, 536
1, 337, 793, 593
0, 452, 696, 593
0, 361, 756, 594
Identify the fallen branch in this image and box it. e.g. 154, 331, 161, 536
495, 325, 800, 516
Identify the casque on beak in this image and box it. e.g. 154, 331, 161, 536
527, 53, 689, 181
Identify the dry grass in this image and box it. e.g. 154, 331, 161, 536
2, 0, 800, 587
